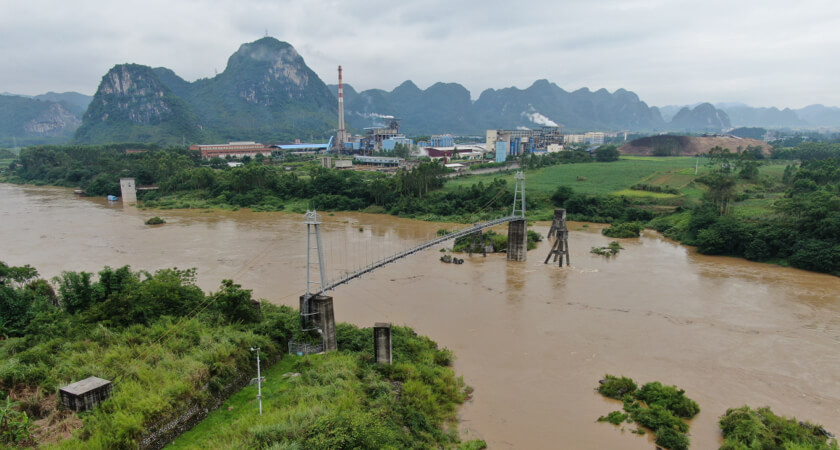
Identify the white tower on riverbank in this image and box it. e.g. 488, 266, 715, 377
335, 65, 347, 152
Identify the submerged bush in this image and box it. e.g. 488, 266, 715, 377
597, 410, 629, 425
602, 221, 644, 238
596, 375, 697, 450
597, 374, 637, 399
720, 406, 838, 450
636, 381, 700, 419
144, 216, 165, 225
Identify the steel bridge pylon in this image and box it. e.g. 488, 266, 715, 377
507, 171, 528, 261
512, 171, 526, 218
300, 210, 337, 352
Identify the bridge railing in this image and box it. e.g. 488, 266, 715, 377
316, 215, 521, 295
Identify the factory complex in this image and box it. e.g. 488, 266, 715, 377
189, 66, 616, 170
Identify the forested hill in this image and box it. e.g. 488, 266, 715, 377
332, 80, 669, 135
75, 38, 338, 145
0, 95, 83, 147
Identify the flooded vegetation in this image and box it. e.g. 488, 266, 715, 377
2, 183, 839, 448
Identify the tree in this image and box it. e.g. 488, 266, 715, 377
212, 279, 261, 324
551, 185, 575, 207
697, 173, 736, 215
594, 145, 620, 162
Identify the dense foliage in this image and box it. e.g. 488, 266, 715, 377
597, 375, 699, 450
602, 221, 644, 238
650, 145, 840, 275
720, 406, 837, 450
172, 324, 483, 449
451, 229, 542, 253
0, 261, 474, 448
552, 185, 655, 223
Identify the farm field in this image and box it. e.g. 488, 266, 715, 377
446, 157, 790, 207
446, 157, 706, 196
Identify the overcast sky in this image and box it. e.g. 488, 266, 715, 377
3, 0, 840, 108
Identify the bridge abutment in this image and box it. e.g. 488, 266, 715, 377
507, 219, 527, 261
299, 294, 337, 351
373, 323, 393, 364
120, 178, 137, 205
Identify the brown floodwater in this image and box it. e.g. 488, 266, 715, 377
2, 183, 839, 449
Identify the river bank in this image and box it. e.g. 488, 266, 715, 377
2, 183, 839, 449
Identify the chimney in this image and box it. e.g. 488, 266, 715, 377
336, 65, 346, 152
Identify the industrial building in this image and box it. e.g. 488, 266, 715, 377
417, 134, 455, 148
353, 155, 405, 167
191, 142, 273, 159
487, 127, 564, 162
359, 118, 403, 153
563, 132, 605, 145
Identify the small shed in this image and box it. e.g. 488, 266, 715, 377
59, 377, 113, 412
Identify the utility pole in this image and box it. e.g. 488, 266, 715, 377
250, 347, 263, 414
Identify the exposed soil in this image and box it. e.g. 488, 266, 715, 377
619, 135, 771, 156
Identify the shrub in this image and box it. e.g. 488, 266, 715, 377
720, 406, 838, 450
602, 222, 644, 238
636, 381, 700, 419
145, 216, 166, 225
655, 426, 690, 450
597, 410, 629, 425
597, 374, 637, 399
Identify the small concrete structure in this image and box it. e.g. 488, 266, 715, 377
373, 323, 393, 364
299, 294, 337, 351
119, 178, 137, 205
334, 159, 352, 169
60, 376, 113, 412
507, 219, 527, 261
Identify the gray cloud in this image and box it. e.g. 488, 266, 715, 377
1, 0, 838, 108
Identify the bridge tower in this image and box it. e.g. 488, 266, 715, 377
300, 210, 337, 351
507, 171, 528, 261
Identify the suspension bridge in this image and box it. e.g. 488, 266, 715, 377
293, 171, 568, 355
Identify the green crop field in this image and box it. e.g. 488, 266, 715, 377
446, 157, 706, 196
447, 157, 790, 199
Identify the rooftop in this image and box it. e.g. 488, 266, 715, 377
60, 376, 111, 395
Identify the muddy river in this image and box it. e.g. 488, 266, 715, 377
2, 183, 838, 449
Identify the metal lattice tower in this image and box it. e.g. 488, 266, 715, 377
544, 209, 570, 267
512, 171, 526, 218
303, 210, 327, 330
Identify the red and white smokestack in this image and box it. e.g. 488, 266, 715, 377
336, 65, 346, 150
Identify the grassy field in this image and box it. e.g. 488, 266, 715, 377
168, 356, 300, 449
447, 157, 706, 196
166, 324, 479, 450
446, 157, 790, 210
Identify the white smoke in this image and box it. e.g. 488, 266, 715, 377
516, 126, 531, 131
522, 110, 559, 127
365, 112, 395, 119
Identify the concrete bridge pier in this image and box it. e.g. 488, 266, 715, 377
507, 219, 527, 261
373, 323, 392, 364
120, 178, 137, 205
299, 294, 337, 351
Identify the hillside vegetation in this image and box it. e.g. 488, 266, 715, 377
0, 262, 476, 448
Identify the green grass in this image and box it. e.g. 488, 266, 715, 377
167, 324, 475, 449
733, 194, 785, 219
611, 189, 678, 199
444, 157, 704, 196
168, 356, 300, 449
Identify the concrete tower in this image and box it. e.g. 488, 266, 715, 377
335, 65, 347, 151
